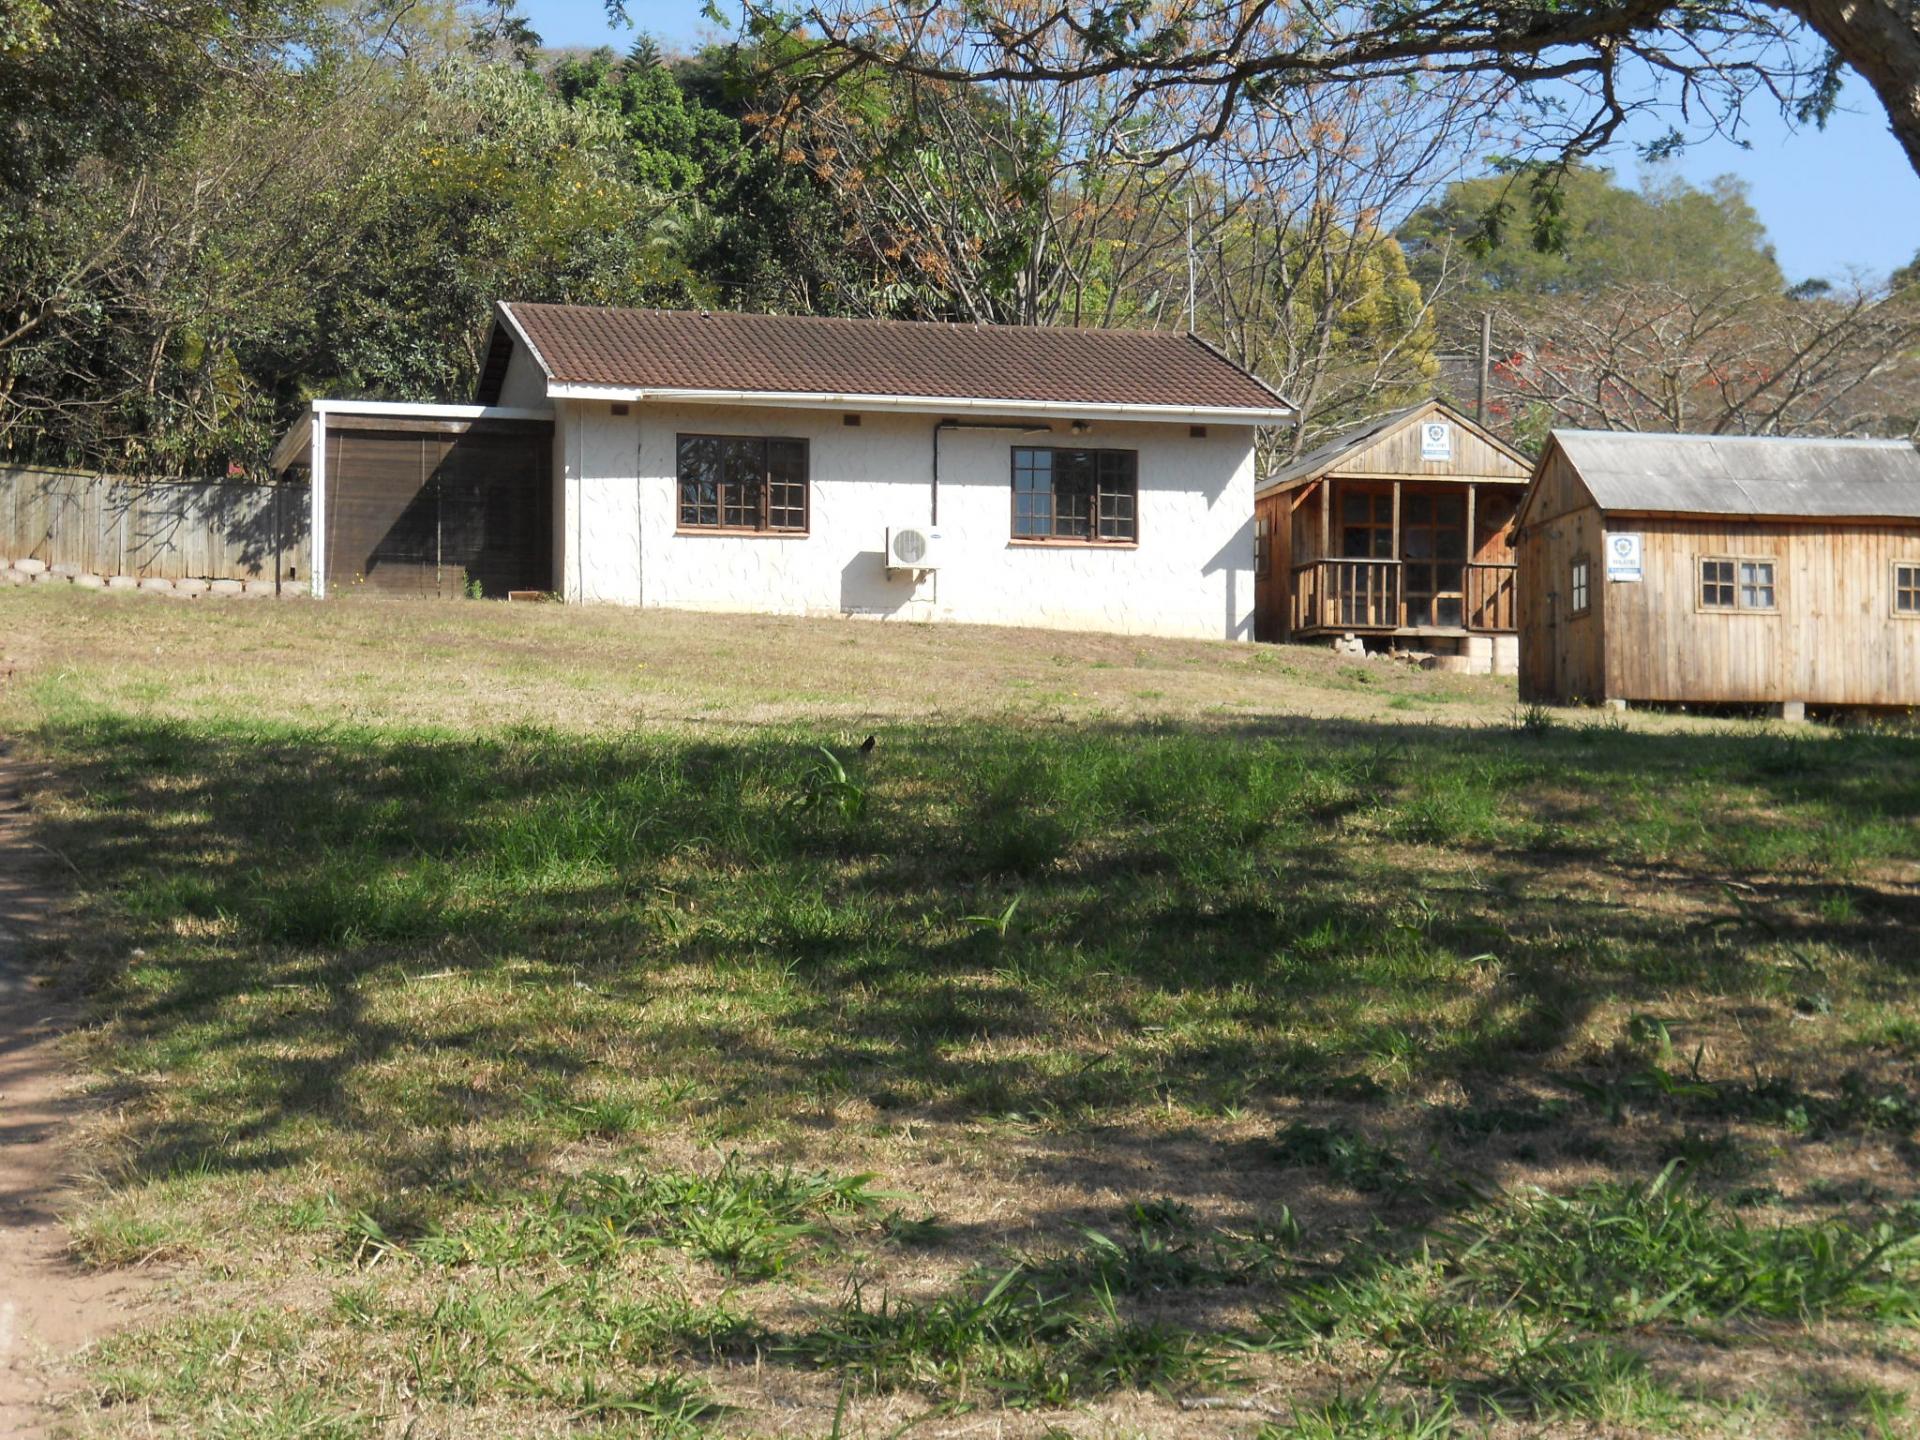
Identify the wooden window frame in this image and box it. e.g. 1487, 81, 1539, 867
1569, 555, 1591, 617
1894, 559, 1920, 618
1254, 514, 1271, 578
1696, 554, 1778, 614
1009, 446, 1140, 547
675, 433, 810, 536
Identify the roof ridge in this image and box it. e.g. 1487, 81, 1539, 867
506, 300, 1209, 344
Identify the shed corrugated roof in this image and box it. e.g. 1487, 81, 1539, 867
487, 303, 1293, 417
1552, 430, 1920, 518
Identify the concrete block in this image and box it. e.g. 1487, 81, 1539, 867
242, 578, 279, 595
174, 577, 209, 595
1493, 659, 1519, 678
208, 578, 246, 596
1461, 635, 1494, 661
1464, 656, 1492, 676
279, 579, 310, 598
29, 570, 68, 585
1422, 654, 1473, 674
137, 577, 174, 593
13, 558, 46, 574
1492, 635, 1519, 663
50, 561, 82, 576
71, 572, 104, 589
1775, 700, 1807, 723
105, 576, 139, 590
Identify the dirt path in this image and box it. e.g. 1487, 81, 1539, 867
0, 751, 145, 1437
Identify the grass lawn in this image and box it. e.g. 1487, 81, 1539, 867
6, 587, 1920, 1439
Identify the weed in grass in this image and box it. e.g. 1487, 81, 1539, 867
790, 1262, 1235, 1406
1256, 1391, 1463, 1439
1446, 1164, 1920, 1326
1273, 1122, 1414, 1195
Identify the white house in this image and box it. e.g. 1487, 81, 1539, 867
279, 304, 1294, 640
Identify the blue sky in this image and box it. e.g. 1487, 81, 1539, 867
522, 0, 1917, 285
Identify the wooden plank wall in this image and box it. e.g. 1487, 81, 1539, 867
1515, 451, 1606, 702
0, 466, 310, 581
1326, 416, 1531, 483
1605, 518, 1920, 705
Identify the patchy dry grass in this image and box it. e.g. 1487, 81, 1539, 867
5, 588, 1920, 1439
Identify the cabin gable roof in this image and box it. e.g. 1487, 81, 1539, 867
1255, 398, 1531, 497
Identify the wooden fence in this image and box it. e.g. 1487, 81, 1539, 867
0, 466, 310, 582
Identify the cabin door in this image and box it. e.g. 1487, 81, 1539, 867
1401, 493, 1467, 628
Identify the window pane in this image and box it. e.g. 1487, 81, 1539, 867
1436, 596, 1463, 627
1435, 496, 1463, 525
1343, 493, 1370, 523
1435, 528, 1466, 561
766, 439, 807, 530
1899, 564, 1920, 612
677, 436, 720, 528
1372, 528, 1394, 558
1405, 495, 1432, 524
1373, 494, 1395, 524
1404, 529, 1433, 559
1342, 526, 1373, 559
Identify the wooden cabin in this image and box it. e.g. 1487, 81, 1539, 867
1514, 430, 1920, 713
1253, 399, 1531, 649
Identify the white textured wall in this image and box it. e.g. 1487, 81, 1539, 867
496, 345, 548, 409
552, 398, 1254, 640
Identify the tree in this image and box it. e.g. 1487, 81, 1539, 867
1486, 279, 1920, 439
711, 0, 1896, 213
1399, 167, 1784, 300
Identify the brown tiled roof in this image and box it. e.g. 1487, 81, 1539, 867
484, 303, 1292, 415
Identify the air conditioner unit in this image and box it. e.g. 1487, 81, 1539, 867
885, 524, 941, 572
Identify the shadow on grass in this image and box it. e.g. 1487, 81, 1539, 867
29, 709, 1920, 1248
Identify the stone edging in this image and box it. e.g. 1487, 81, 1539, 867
0, 559, 308, 598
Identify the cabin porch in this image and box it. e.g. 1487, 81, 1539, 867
1278, 477, 1520, 640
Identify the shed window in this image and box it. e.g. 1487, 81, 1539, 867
677, 435, 809, 534
1699, 555, 1775, 612
1895, 561, 1920, 616
1570, 556, 1591, 616
1254, 515, 1271, 577
1012, 447, 1137, 543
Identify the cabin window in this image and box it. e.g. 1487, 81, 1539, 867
1570, 556, 1591, 616
1698, 555, 1776, 612
1340, 490, 1394, 559
1254, 515, 1271, 577
677, 435, 809, 534
1895, 561, 1920, 616
1012, 447, 1138, 543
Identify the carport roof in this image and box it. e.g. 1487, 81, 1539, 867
479, 302, 1295, 422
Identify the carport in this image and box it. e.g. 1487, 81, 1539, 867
269, 401, 554, 599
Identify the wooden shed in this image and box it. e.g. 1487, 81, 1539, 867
1253, 399, 1532, 646
1514, 430, 1920, 712
270, 401, 554, 600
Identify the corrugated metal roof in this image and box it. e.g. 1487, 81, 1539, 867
1553, 430, 1920, 518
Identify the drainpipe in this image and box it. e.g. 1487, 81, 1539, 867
931, 418, 1059, 526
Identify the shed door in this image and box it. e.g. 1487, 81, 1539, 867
325, 423, 552, 598
327, 429, 440, 595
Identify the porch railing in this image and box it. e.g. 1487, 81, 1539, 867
1292, 558, 1519, 633
1291, 558, 1400, 632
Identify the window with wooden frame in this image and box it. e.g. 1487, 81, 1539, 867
1012, 447, 1137, 543
1570, 556, 1591, 616
676, 434, 808, 534
1895, 560, 1920, 617
1254, 514, 1271, 577
1698, 555, 1776, 612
